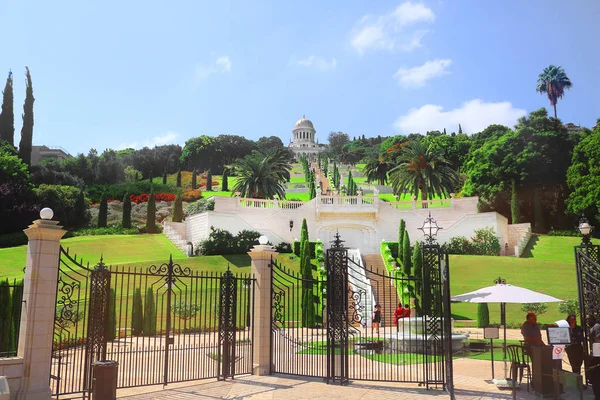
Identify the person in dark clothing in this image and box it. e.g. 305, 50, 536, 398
565, 314, 584, 374
587, 315, 600, 400
372, 304, 381, 335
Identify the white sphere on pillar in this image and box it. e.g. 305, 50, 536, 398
40, 208, 54, 220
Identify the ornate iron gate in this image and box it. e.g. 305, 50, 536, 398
270, 233, 452, 389
51, 248, 254, 398
575, 237, 600, 385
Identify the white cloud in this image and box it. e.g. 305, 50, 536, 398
394, 100, 527, 133
350, 2, 435, 54
195, 56, 231, 81
118, 131, 179, 150
295, 55, 338, 71
394, 58, 452, 87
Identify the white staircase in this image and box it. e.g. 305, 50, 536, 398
163, 222, 188, 254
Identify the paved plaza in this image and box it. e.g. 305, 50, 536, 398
117, 358, 594, 400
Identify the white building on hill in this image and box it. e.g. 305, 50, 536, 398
288, 115, 323, 160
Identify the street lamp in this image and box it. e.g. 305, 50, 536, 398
289, 220, 294, 231
578, 215, 593, 245
418, 212, 442, 245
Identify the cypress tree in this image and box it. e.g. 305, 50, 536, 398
131, 288, 143, 336
191, 169, 197, 190
0, 280, 13, 354
300, 218, 308, 244
172, 193, 183, 222
97, 192, 109, 228
511, 179, 519, 224
458, 124, 463, 134
148, 171, 153, 185
10, 280, 23, 352
222, 168, 229, 191
0, 71, 14, 146
162, 169, 167, 185
411, 241, 422, 297
74, 189, 89, 229
176, 169, 182, 188
206, 170, 212, 191
107, 288, 117, 341
477, 303, 490, 328
18, 67, 34, 165
122, 192, 132, 228
398, 219, 406, 260
146, 186, 156, 233
300, 239, 314, 327
402, 230, 411, 276
143, 287, 156, 336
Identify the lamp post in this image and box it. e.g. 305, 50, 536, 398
289, 220, 294, 232
574, 214, 599, 382
418, 212, 453, 393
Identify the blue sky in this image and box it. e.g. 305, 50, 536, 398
3, 0, 600, 155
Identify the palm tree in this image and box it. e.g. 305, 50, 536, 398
536, 65, 572, 118
388, 140, 458, 208
232, 148, 291, 199
362, 157, 391, 185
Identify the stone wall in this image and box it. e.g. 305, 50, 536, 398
508, 223, 532, 257
0, 358, 22, 399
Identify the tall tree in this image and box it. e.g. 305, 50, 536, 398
18, 67, 34, 165
398, 219, 406, 260
0, 280, 13, 354
221, 168, 229, 191
411, 241, 422, 297
97, 192, 109, 228
143, 287, 156, 335
389, 140, 459, 208
172, 193, 183, 222
191, 169, 197, 189
146, 186, 156, 233
206, 170, 212, 191
458, 124, 463, 134
363, 157, 391, 185
232, 148, 290, 199
162, 169, 167, 185
131, 288, 143, 336
122, 192, 132, 228
536, 65, 572, 118
402, 230, 411, 276
0, 71, 14, 146
176, 169, 182, 187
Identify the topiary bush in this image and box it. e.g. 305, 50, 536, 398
131, 288, 143, 336
143, 288, 156, 336
477, 303, 490, 328
107, 288, 117, 341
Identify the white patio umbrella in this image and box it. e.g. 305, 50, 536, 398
450, 277, 564, 381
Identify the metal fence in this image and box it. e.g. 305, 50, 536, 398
0, 281, 23, 358
51, 247, 255, 399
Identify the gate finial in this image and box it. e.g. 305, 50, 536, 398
330, 230, 345, 248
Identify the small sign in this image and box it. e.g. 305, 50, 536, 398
593, 343, 600, 357
484, 327, 500, 339
547, 327, 571, 345
552, 345, 565, 359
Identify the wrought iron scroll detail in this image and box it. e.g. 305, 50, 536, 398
348, 287, 366, 327
326, 240, 349, 385
55, 276, 81, 330
219, 268, 237, 380
272, 289, 285, 327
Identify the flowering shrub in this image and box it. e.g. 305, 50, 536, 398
200, 181, 219, 188
183, 189, 202, 202
130, 193, 176, 204
53, 337, 86, 351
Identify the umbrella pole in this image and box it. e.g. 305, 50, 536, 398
502, 302, 507, 379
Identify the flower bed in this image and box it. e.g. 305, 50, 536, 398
130, 193, 176, 204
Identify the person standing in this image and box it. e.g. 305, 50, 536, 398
521, 312, 544, 358
394, 303, 403, 332
403, 304, 411, 318
565, 314, 584, 374
372, 304, 381, 335
587, 315, 600, 400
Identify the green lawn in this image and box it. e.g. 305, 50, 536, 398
449, 235, 587, 325
0, 232, 584, 327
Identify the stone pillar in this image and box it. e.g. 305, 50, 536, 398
248, 243, 278, 375
17, 209, 67, 400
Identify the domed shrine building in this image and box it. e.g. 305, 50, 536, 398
288, 115, 324, 160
